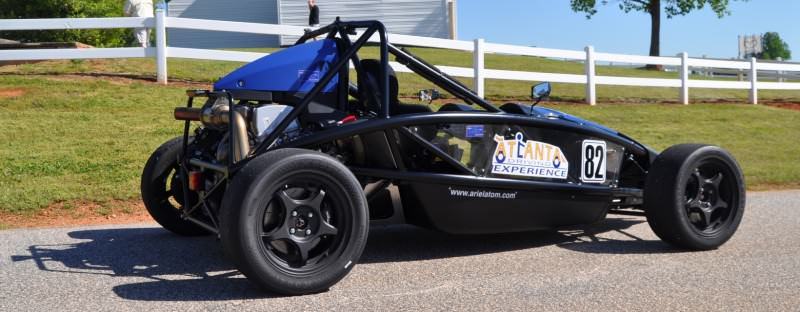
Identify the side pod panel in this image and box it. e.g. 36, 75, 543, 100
400, 183, 611, 234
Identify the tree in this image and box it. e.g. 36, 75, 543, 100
0, 0, 133, 47
759, 32, 791, 60
570, 0, 738, 61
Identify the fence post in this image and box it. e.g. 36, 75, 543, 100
679, 52, 689, 105
473, 38, 485, 98
749, 57, 757, 104
585, 46, 596, 105
777, 57, 784, 83
155, 9, 168, 85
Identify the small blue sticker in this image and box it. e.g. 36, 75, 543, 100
465, 125, 484, 138
298, 70, 321, 82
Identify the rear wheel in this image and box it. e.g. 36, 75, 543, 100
644, 144, 745, 250
141, 137, 209, 236
220, 148, 368, 295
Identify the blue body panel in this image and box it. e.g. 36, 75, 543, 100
214, 39, 340, 93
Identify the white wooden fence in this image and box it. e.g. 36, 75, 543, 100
2, 9, 800, 105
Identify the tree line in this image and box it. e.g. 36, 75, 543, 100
569, 0, 790, 62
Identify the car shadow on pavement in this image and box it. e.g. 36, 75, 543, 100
553, 218, 681, 255
361, 216, 677, 264
10, 227, 269, 300
10, 215, 674, 301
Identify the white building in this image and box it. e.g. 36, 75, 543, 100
166, 0, 457, 48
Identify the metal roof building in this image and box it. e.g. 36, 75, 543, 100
166, 0, 456, 48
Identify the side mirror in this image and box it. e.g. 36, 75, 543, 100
531, 82, 551, 101
418, 89, 441, 103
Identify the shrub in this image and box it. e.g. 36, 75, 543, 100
0, 0, 135, 47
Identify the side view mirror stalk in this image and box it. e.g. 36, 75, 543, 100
529, 82, 552, 115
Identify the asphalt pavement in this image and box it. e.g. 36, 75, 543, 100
1, 190, 799, 311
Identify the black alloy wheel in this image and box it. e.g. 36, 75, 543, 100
259, 179, 350, 275
682, 161, 736, 235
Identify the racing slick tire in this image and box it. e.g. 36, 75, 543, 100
220, 148, 369, 295
644, 144, 745, 250
141, 137, 210, 236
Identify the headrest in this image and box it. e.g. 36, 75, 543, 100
358, 59, 399, 108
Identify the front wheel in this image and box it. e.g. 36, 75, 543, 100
644, 144, 745, 250
220, 148, 369, 295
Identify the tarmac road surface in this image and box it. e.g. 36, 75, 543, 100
1, 190, 799, 311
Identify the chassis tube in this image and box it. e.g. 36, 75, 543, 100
378, 24, 390, 118
282, 112, 650, 157
189, 158, 229, 175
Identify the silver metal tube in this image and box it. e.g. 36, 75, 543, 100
183, 215, 219, 234
200, 102, 230, 126
230, 110, 250, 162
195, 98, 251, 163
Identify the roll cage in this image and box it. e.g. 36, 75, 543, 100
252, 19, 502, 154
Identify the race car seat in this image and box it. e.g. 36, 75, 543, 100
358, 59, 432, 115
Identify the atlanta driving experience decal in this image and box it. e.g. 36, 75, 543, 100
491, 132, 569, 179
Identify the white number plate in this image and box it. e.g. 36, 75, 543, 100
581, 140, 606, 183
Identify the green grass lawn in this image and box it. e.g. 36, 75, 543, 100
1, 48, 799, 213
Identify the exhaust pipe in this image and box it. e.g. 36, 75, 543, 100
174, 107, 202, 121
174, 100, 250, 163
230, 110, 250, 163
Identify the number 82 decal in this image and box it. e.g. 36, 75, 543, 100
581, 140, 606, 183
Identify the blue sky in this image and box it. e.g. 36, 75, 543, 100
458, 0, 798, 59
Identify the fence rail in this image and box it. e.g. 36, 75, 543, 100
2, 10, 800, 105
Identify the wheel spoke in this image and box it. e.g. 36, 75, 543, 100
307, 189, 326, 210
688, 169, 704, 203
262, 230, 290, 242
277, 190, 304, 211
710, 197, 728, 214
262, 224, 290, 241
278, 189, 326, 210
707, 219, 722, 230
292, 239, 314, 266
700, 207, 713, 228
707, 172, 724, 189
318, 220, 338, 236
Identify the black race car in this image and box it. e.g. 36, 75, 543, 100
141, 20, 745, 295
